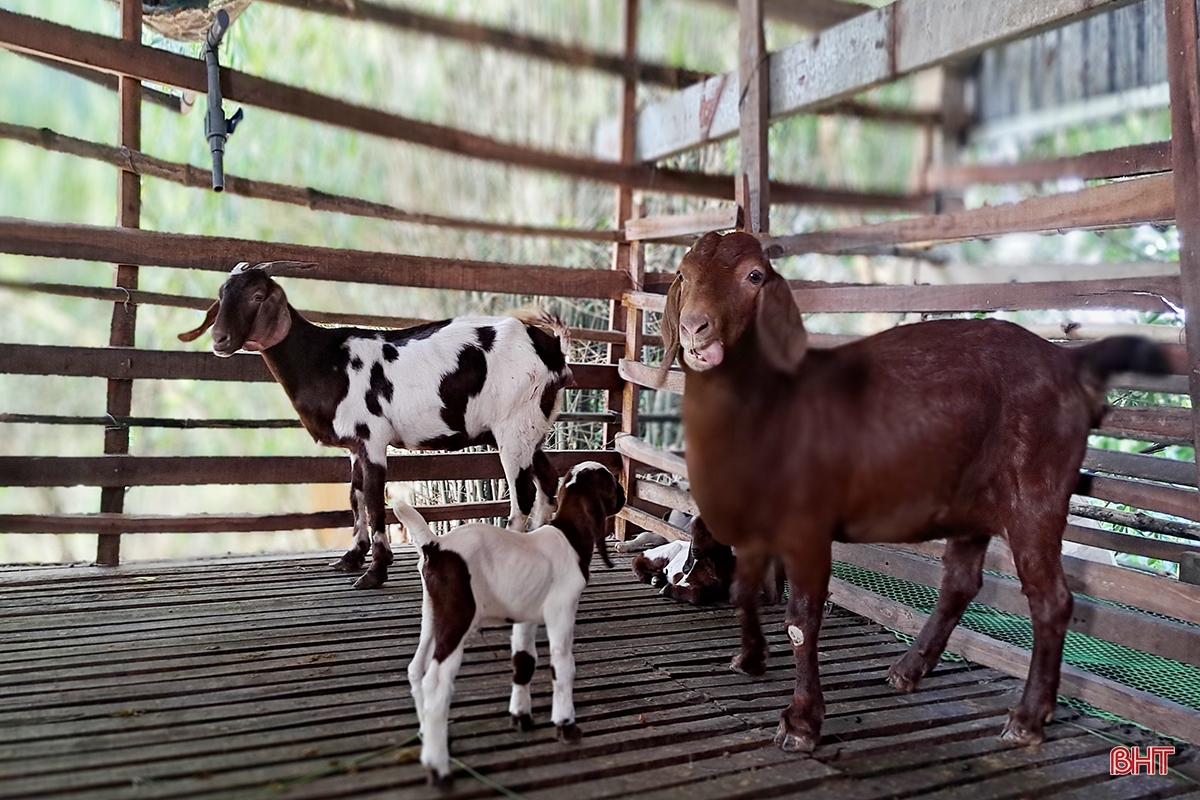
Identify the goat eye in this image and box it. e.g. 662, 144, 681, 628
253, 294, 265, 303
747, 270, 763, 284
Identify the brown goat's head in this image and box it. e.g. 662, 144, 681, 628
660, 231, 807, 376
178, 262, 311, 357
561, 461, 626, 568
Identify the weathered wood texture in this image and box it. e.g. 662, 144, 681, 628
0, 502, 510, 534
0, 451, 620, 488
98, 0, 142, 567
0, 344, 621, 390
929, 141, 1172, 188
0, 549, 1190, 799
602, 0, 1143, 161
976, 0, 1167, 123
829, 576, 1200, 746
0, 122, 621, 244
763, 173, 1175, 256
1167, 0, 1200, 497
0, 279, 632, 345
0, 10, 928, 211
833, 543, 1200, 669
0, 218, 630, 299
260, 0, 709, 89
738, 0, 770, 233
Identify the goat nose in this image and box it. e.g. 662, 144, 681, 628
212, 331, 230, 347
679, 314, 710, 340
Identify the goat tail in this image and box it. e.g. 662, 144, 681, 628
508, 307, 570, 355
1073, 335, 1172, 384
392, 500, 436, 548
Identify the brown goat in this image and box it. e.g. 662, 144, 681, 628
660, 231, 1170, 753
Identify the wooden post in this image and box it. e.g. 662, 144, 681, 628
737, 0, 769, 233
616, 202, 646, 542
1166, 0, 1200, 499
609, 0, 639, 540
932, 65, 970, 214
97, 0, 142, 566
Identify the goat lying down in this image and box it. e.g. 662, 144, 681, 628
660, 231, 1170, 753
400, 462, 626, 785
179, 261, 572, 589
632, 516, 781, 606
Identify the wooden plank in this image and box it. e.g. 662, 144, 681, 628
1064, 522, 1200, 565
0, 502, 510, 534
762, 172, 1176, 256
0, 450, 620, 488
0, 122, 619, 245
929, 141, 1172, 189
1083, 473, 1200, 522
828, 576, 1200, 745
98, 0, 142, 568
617, 505, 691, 542
636, 478, 700, 516
0, 343, 622, 390
1082, 447, 1196, 487
789, 274, 1181, 313
1097, 405, 1193, 444
0, 11, 926, 212
697, 0, 869, 30
1166, 0, 1200, 519
608, 0, 1141, 161
0, 217, 629, 299
258, 0, 709, 89
619, 358, 685, 394
833, 543, 1200, 669
738, 0, 770, 233
623, 207, 740, 241
0, 278, 631, 345
614, 433, 688, 478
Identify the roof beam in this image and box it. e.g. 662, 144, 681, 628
603, 0, 1142, 162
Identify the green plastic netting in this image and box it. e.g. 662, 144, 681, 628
831, 561, 1200, 724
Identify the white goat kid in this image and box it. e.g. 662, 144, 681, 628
398, 462, 625, 786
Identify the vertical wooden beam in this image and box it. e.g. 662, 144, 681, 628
932, 65, 970, 214
738, 0, 769, 233
1167, 0, 1200, 495
97, 0, 142, 566
610, 0, 639, 540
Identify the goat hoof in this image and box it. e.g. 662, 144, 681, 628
511, 713, 535, 732
885, 664, 920, 694
730, 651, 767, 677
352, 571, 386, 589
556, 722, 582, 744
999, 712, 1045, 747
426, 768, 454, 789
773, 723, 817, 754
330, 555, 365, 572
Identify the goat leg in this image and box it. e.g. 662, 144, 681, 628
1001, 524, 1073, 745
888, 535, 989, 693
332, 456, 369, 572
729, 552, 771, 676
774, 547, 830, 754
353, 458, 392, 589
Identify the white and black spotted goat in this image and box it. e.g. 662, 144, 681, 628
397, 461, 625, 786
179, 261, 573, 588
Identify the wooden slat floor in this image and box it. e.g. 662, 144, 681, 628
0, 549, 1194, 800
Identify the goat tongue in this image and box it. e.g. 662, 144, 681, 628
690, 341, 725, 367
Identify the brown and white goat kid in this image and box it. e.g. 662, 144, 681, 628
398, 462, 625, 785
660, 231, 1170, 753
179, 262, 572, 588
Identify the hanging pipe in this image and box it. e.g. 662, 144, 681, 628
203, 9, 242, 192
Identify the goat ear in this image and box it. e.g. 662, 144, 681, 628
755, 275, 807, 373
177, 300, 220, 342
243, 286, 292, 351
655, 273, 683, 386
